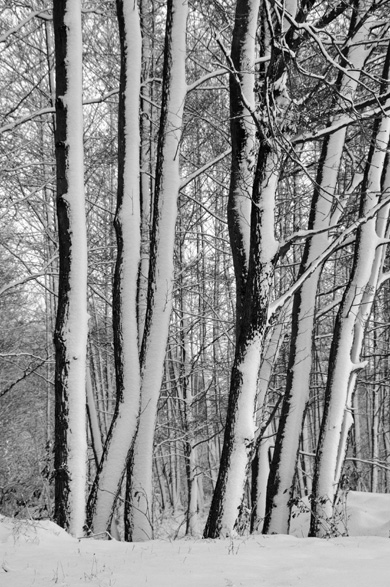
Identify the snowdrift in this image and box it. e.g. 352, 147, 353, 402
1, 491, 390, 587
291, 490, 390, 538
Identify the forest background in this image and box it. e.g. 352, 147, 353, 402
1, 0, 390, 542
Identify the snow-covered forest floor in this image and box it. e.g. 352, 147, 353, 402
1, 491, 389, 586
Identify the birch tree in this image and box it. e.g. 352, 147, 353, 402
53, 0, 88, 536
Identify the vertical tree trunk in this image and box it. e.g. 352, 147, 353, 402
137, 0, 155, 343
228, 0, 260, 338
53, 0, 88, 536
203, 0, 260, 540
371, 386, 379, 492
86, 0, 142, 535
181, 317, 199, 537
125, 0, 188, 541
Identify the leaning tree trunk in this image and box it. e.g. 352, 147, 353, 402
263, 13, 372, 535
53, 0, 89, 536
125, 0, 188, 542
310, 41, 390, 537
86, 0, 142, 535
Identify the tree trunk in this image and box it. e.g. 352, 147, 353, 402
53, 0, 88, 537
86, 0, 142, 535
251, 303, 290, 532
125, 0, 188, 541
137, 0, 155, 343
203, 142, 281, 537
228, 0, 260, 338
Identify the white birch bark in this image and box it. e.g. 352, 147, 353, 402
264, 19, 372, 535
310, 46, 390, 535
53, 0, 88, 537
126, 0, 188, 541
87, 0, 142, 535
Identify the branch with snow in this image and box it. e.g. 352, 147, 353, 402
269, 192, 390, 321
0, 355, 53, 399
0, 8, 51, 44
0, 90, 119, 135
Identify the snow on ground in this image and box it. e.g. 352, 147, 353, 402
1, 491, 389, 587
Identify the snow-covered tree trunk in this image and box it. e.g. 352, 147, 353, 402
180, 315, 199, 537
228, 0, 260, 338
263, 16, 371, 535
125, 0, 188, 541
251, 304, 291, 531
203, 0, 297, 540
137, 0, 154, 344
86, 0, 142, 535
86, 366, 103, 466
53, 0, 88, 536
310, 43, 390, 537
250, 435, 272, 532
203, 0, 260, 540
203, 141, 281, 537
